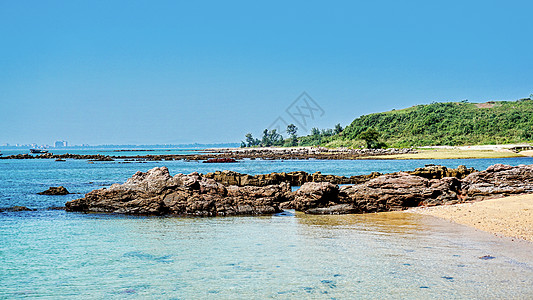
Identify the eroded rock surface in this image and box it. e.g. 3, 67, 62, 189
462, 164, 533, 199
65, 164, 533, 216
65, 167, 290, 216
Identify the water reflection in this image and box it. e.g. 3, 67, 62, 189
295, 211, 431, 236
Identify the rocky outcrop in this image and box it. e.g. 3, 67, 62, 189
288, 164, 533, 214
65, 164, 533, 216
38, 186, 70, 195
407, 164, 476, 180
203, 165, 474, 187
65, 167, 291, 216
462, 164, 533, 199
288, 173, 461, 214
203, 170, 383, 187
339, 174, 462, 212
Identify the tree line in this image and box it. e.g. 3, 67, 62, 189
241, 123, 343, 148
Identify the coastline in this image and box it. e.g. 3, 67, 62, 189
1, 145, 531, 161
409, 194, 533, 242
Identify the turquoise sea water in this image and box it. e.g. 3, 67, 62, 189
1, 157, 532, 298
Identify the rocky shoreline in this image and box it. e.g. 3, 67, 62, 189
0, 147, 417, 161
65, 164, 533, 216
203, 164, 476, 187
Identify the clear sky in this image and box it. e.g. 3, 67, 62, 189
1, 0, 532, 145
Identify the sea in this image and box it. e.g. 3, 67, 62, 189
1, 151, 532, 299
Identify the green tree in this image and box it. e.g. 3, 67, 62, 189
260, 129, 284, 147
358, 128, 380, 148
334, 123, 343, 134
286, 124, 298, 146
244, 133, 260, 147
261, 129, 270, 146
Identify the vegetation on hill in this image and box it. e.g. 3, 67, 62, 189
336, 99, 533, 147
241, 97, 533, 148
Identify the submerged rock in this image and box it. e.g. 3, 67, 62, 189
38, 186, 70, 195
65, 167, 291, 216
1, 206, 35, 212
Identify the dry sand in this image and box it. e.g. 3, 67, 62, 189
520, 150, 533, 157
410, 194, 533, 242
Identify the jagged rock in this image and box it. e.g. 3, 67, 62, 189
65, 167, 290, 216
65, 164, 533, 217
38, 186, 70, 195
338, 173, 432, 212
203, 165, 473, 188
462, 164, 533, 200
203, 170, 374, 187
334, 173, 462, 213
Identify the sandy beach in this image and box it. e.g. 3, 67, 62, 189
410, 194, 533, 242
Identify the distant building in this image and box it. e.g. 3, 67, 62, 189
54, 141, 68, 148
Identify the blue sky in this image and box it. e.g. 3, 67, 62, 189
1, 0, 532, 145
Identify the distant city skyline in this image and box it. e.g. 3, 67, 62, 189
1, 1, 532, 145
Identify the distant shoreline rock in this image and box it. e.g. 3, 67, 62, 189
38, 186, 70, 195
0, 206, 35, 212
0, 147, 417, 161
65, 164, 533, 216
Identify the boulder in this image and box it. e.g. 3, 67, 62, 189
291, 182, 339, 212
38, 186, 70, 195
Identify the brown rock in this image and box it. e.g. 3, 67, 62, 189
1, 206, 35, 212
38, 186, 70, 195
291, 182, 339, 212
66, 167, 290, 216
461, 164, 533, 200
407, 164, 476, 180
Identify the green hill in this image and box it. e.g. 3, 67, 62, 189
330, 99, 533, 147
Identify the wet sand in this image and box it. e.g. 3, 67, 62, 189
410, 194, 533, 242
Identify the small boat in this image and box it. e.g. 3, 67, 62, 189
55, 158, 66, 162
30, 149, 49, 154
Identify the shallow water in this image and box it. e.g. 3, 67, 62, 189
1, 157, 532, 298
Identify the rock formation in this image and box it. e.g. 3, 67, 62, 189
288, 164, 533, 214
462, 164, 533, 199
65, 164, 533, 216
203, 165, 474, 187
38, 186, 70, 195
65, 167, 291, 216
